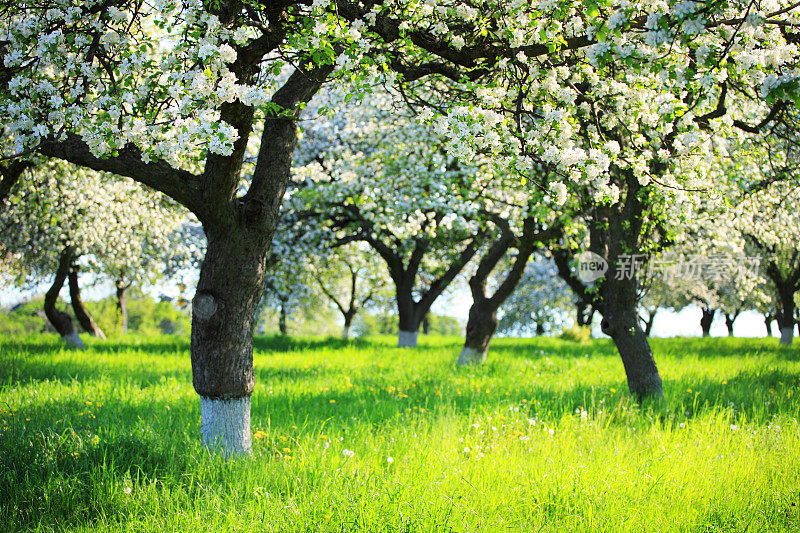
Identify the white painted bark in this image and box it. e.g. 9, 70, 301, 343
342, 324, 351, 341
200, 396, 251, 457
397, 330, 418, 348
456, 346, 487, 365
780, 327, 794, 346
62, 332, 86, 350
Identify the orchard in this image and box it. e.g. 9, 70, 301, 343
1, 0, 800, 530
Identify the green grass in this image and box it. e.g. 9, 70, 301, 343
1, 334, 799, 532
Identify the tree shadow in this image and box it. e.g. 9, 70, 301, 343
0, 395, 200, 531
650, 337, 800, 361
0, 353, 191, 391
2, 335, 798, 530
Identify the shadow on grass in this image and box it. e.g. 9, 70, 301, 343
252, 334, 409, 354
0, 394, 199, 531
1, 337, 798, 531
651, 337, 800, 361
0, 352, 191, 391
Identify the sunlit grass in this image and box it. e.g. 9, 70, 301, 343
1, 334, 799, 531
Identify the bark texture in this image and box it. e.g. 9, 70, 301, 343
765, 314, 774, 337
43, 247, 85, 349
599, 275, 663, 400
191, 228, 271, 400
68, 267, 106, 339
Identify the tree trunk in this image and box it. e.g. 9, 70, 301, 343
116, 283, 129, 334
278, 301, 288, 335
397, 330, 418, 347
342, 311, 354, 341
535, 323, 545, 336
780, 325, 794, 345
192, 228, 271, 457
457, 302, 498, 365
0, 160, 31, 206
422, 314, 430, 335
765, 314, 774, 337
724, 310, 740, 337
700, 308, 715, 338
777, 287, 796, 346
599, 274, 663, 400
43, 247, 84, 349
396, 279, 421, 347
68, 266, 106, 339
642, 309, 656, 337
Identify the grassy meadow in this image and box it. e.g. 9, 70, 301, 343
0, 334, 799, 532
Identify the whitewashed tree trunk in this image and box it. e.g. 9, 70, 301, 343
200, 397, 252, 457
779, 327, 794, 346
456, 346, 487, 365
62, 332, 86, 349
342, 324, 351, 341
397, 330, 418, 347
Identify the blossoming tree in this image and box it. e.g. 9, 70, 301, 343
0, 160, 190, 345
288, 87, 491, 348
4, 0, 799, 450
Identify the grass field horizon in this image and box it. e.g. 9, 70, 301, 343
1, 334, 799, 531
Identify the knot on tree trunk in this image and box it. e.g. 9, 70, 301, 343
239, 197, 267, 228
193, 292, 219, 320
601, 315, 614, 336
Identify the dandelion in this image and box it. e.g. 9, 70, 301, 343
282, 447, 291, 453
679, 422, 686, 428
386, 456, 394, 464
463, 447, 470, 453
342, 449, 354, 457
253, 430, 268, 439
123, 486, 132, 494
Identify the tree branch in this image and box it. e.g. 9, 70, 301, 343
38, 133, 204, 217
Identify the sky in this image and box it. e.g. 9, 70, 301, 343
431, 285, 775, 339
1, 276, 777, 339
